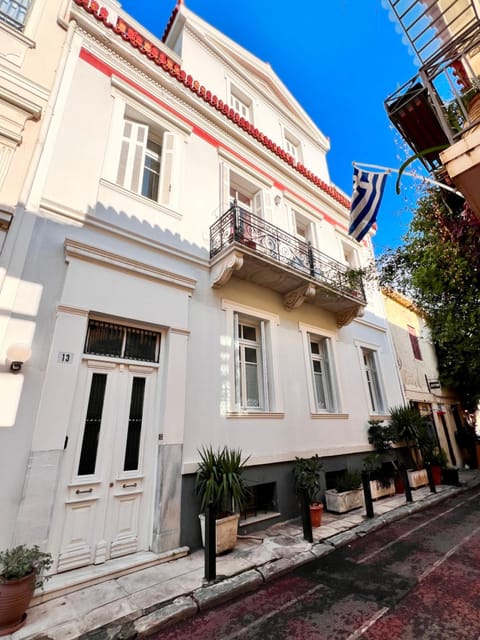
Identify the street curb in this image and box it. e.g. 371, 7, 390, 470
31, 481, 480, 639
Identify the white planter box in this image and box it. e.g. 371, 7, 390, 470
325, 488, 364, 513
407, 468, 428, 489
369, 478, 395, 500
199, 513, 240, 554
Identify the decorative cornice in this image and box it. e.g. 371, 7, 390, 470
64, 238, 197, 292
72, 0, 350, 209
210, 251, 244, 288
56, 304, 89, 317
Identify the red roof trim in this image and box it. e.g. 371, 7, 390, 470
73, 0, 351, 210
161, 3, 179, 43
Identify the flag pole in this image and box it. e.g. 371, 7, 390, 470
352, 162, 463, 197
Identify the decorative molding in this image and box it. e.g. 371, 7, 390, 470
40, 197, 208, 270
64, 238, 197, 292
310, 413, 349, 420
169, 327, 191, 337
57, 305, 89, 317
0, 84, 42, 120
98, 178, 183, 220
353, 315, 387, 332
284, 283, 316, 310
225, 412, 285, 419
210, 250, 244, 288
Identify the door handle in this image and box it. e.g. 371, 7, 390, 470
75, 488, 93, 494
122, 482, 137, 488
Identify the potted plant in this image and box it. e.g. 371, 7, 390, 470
389, 405, 429, 488
293, 455, 324, 527
423, 446, 448, 485
367, 419, 403, 493
363, 452, 396, 500
0, 545, 52, 636
195, 445, 250, 554
325, 469, 363, 513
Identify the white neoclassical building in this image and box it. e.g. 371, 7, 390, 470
0, 0, 405, 582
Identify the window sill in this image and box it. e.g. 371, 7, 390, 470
310, 413, 349, 420
226, 411, 285, 419
99, 179, 182, 221
238, 511, 280, 528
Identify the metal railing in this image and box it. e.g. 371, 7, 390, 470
210, 205, 366, 303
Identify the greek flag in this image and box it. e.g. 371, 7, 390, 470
349, 168, 388, 242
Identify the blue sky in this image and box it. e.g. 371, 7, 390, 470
119, 0, 421, 253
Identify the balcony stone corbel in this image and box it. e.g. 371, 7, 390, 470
284, 283, 316, 310
210, 250, 244, 288
336, 306, 365, 328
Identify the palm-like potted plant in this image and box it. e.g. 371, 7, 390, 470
195, 445, 250, 554
0, 545, 52, 636
389, 405, 429, 488
293, 455, 324, 527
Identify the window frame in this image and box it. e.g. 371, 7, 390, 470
407, 325, 423, 360
227, 81, 253, 122
222, 300, 283, 416
300, 322, 341, 415
103, 87, 189, 211
282, 127, 302, 164
0, 0, 32, 31
358, 344, 386, 415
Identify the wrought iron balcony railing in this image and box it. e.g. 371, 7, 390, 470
210, 205, 366, 303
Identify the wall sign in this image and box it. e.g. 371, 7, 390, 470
58, 352, 74, 364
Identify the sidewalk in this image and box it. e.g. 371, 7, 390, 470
8, 470, 480, 640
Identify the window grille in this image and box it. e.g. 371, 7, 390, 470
84, 319, 160, 363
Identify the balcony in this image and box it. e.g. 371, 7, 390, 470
209, 206, 367, 327
383, 0, 480, 218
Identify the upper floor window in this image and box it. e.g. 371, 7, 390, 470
0, 0, 31, 30
116, 119, 177, 207
340, 239, 359, 269
283, 129, 302, 163
361, 347, 385, 414
221, 164, 272, 221
408, 325, 422, 360
293, 210, 316, 247
229, 84, 252, 121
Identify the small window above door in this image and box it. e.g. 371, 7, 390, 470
84, 319, 161, 363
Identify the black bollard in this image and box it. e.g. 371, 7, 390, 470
300, 488, 313, 543
362, 471, 374, 518
425, 463, 436, 493
204, 502, 216, 582
401, 467, 413, 502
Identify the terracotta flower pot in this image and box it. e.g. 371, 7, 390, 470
0, 572, 36, 636
309, 503, 323, 528
431, 465, 442, 485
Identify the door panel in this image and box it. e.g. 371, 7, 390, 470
56, 363, 155, 572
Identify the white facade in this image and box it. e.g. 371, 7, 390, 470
0, 0, 404, 576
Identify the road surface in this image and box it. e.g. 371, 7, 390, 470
149, 487, 480, 639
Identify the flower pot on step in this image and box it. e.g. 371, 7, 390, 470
309, 503, 323, 527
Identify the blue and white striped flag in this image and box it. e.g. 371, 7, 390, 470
348, 168, 388, 242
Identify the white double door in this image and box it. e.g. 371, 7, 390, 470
55, 361, 157, 573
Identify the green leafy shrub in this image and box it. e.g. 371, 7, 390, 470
0, 545, 52, 588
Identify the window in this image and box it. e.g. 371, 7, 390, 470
0, 0, 31, 30
340, 239, 359, 269
115, 117, 178, 208
222, 300, 282, 415
309, 336, 336, 411
235, 315, 267, 409
283, 130, 302, 163
221, 164, 272, 221
84, 319, 161, 363
229, 85, 252, 120
361, 347, 385, 413
293, 210, 316, 246
408, 325, 422, 360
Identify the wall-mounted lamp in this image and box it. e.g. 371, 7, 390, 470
274, 195, 282, 206
7, 343, 32, 373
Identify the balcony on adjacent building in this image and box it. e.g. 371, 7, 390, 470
384, 0, 480, 219
209, 205, 367, 327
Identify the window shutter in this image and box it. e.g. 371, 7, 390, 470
220, 162, 230, 214
253, 191, 264, 219
234, 313, 241, 408
262, 191, 273, 223
260, 319, 269, 410
117, 120, 148, 193
158, 131, 177, 207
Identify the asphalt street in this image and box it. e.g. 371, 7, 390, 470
148, 486, 480, 640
